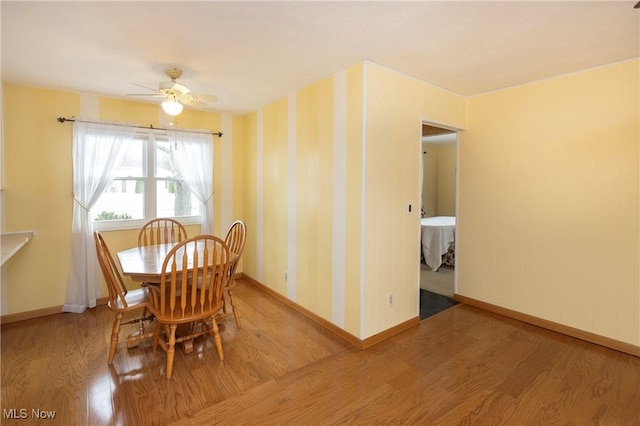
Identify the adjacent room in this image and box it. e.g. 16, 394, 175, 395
419, 124, 458, 318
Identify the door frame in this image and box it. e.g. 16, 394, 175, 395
419, 119, 461, 300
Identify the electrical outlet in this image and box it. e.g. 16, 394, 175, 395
388, 293, 394, 307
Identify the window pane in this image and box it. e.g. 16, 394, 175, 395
157, 180, 199, 217
113, 139, 144, 177
156, 141, 182, 178
93, 179, 144, 220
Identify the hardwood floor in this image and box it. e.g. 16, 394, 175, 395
2, 279, 639, 425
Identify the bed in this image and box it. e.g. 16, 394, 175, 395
420, 216, 456, 271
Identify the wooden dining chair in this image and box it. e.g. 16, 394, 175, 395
137, 218, 188, 247
217, 220, 247, 328
94, 231, 154, 365
148, 235, 232, 379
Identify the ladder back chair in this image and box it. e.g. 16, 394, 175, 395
94, 231, 154, 365
218, 220, 247, 328
148, 235, 232, 379
137, 218, 188, 247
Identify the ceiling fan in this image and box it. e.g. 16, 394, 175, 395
128, 67, 217, 116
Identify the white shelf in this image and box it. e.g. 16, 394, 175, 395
1, 231, 36, 266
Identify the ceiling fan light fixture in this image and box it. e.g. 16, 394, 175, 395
161, 99, 183, 116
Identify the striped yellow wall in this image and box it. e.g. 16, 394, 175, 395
229, 115, 245, 272
231, 116, 245, 219
241, 62, 466, 339
241, 68, 360, 334
262, 98, 289, 296
241, 77, 339, 322
460, 59, 639, 345
295, 78, 334, 319
241, 112, 258, 281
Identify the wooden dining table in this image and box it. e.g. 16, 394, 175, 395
117, 241, 237, 284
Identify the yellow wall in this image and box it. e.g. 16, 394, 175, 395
2, 85, 236, 313
295, 78, 333, 319
437, 143, 456, 216
241, 77, 340, 326
262, 98, 289, 297
3, 85, 77, 313
344, 63, 364, 335
295, 78, 335, 318
363, 63, 466, 336
230, 115, 245, 272
459, 59, 640, 345
422, 143, 456, 217
422, 144, 438, 217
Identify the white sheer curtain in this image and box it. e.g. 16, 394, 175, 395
168, 130, 214, 234
63, 121, 137, 313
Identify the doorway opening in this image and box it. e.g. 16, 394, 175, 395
419, 123, 458, 319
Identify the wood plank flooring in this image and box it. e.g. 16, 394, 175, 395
2, 279, 639, 425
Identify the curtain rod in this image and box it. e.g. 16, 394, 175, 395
56, 117, 223, 137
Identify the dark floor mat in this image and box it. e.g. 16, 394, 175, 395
420, 289, 458, 320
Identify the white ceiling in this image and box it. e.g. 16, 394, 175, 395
2, 1, 638, 115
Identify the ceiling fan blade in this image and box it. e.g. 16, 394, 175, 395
191, 94, 218, 103
159, 81, 191, 95
172, 83, 190, 95
181, 99, 208, 108
127, 93, 166, 97
130, 82, 161, 93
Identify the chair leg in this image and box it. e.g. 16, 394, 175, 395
228, 289, 241, 329
166, 324, 178, 379
108, 313, 123, 364
210, 319, 224, 360
152, 324, 161, 351
222, 295, 229, 314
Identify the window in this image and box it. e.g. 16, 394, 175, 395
92, 130, 200, 231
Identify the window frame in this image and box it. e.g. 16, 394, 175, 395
92, 129, 201, 232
